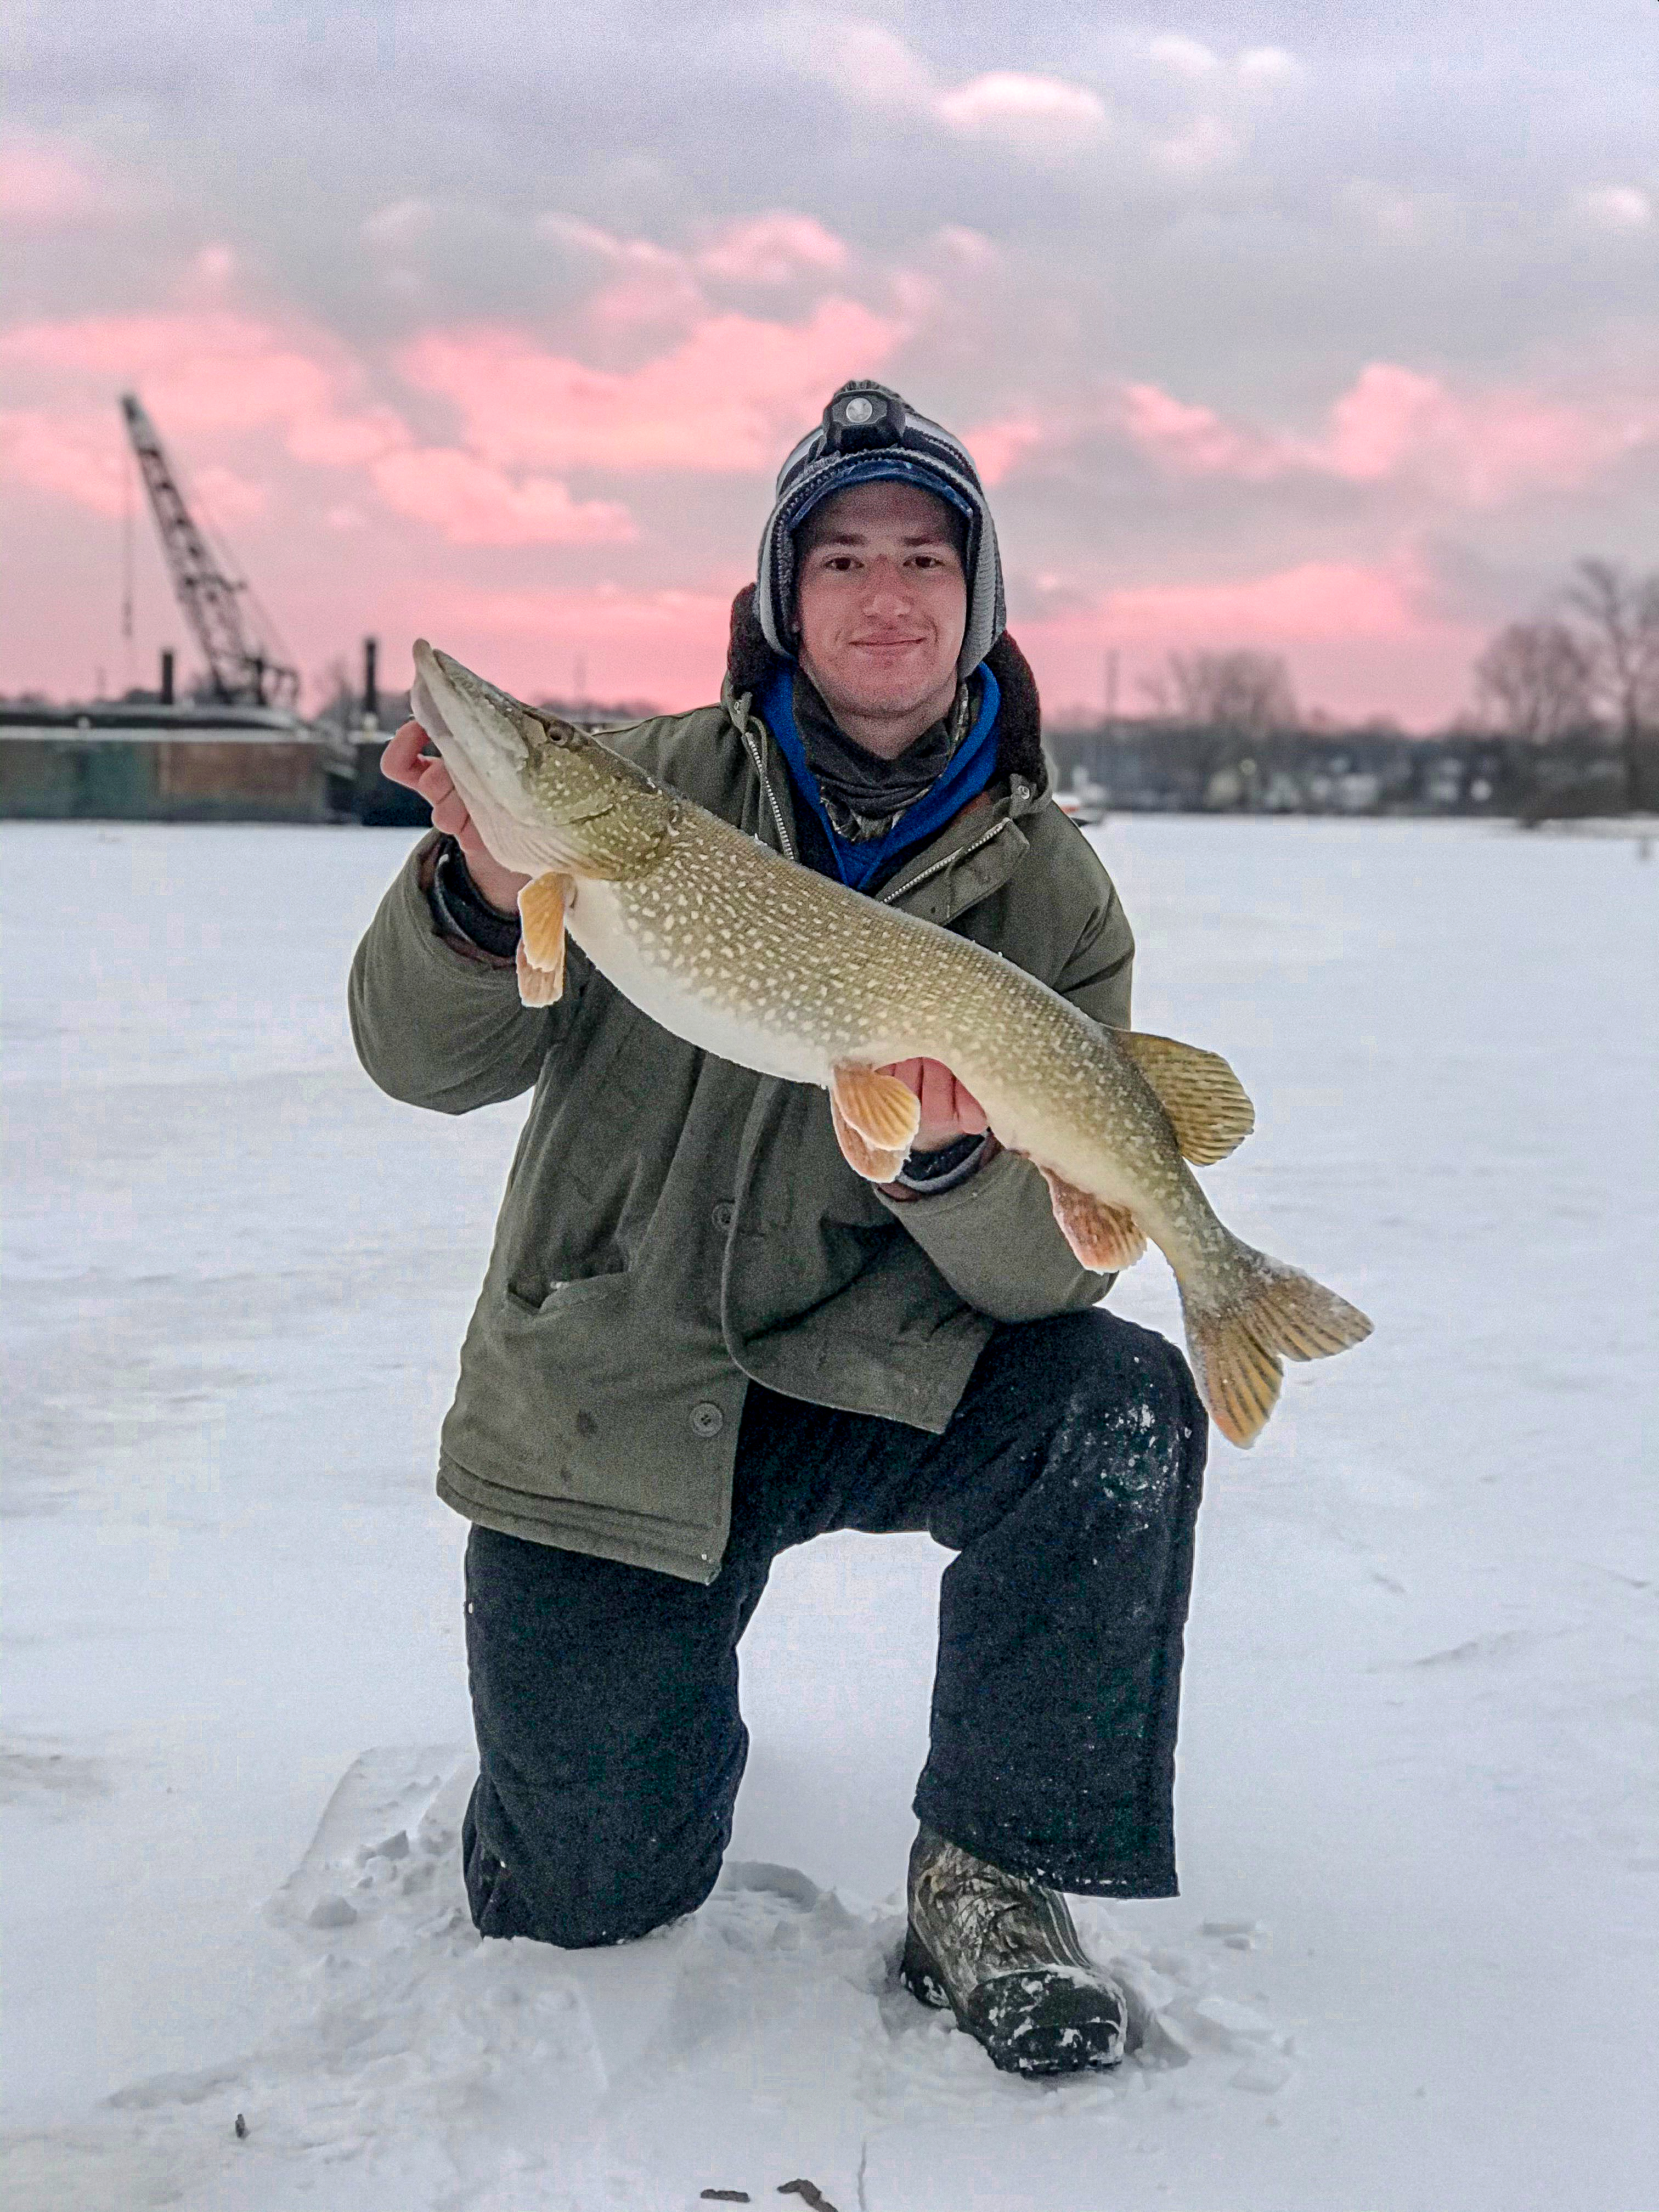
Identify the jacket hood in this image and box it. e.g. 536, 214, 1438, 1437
723, 583, 1047, 799
754, 380, 1005, 679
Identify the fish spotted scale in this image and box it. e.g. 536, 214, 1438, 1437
410, 639, 1371, 1447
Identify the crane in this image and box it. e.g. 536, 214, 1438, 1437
119, 392, 300, 709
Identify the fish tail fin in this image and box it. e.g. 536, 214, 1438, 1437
1181, 1248, 1372, 1448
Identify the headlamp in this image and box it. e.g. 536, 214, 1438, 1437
822, 383, 906, 454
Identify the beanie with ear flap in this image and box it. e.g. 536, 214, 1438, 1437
754, 381, 1006, 679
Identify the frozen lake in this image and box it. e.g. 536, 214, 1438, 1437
3, 816, 1655, 2210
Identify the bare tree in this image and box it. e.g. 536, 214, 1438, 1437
1141, 649, 1299, 737
1563, 559, 1659, 746
1472, 620, 1596, 741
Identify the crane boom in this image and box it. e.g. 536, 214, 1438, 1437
119, 393, 299, 708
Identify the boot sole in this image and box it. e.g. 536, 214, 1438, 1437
900, 1924, 1132, 2076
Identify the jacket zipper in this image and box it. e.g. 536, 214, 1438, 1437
736, 706, 797, 862
877, 817, 1008, 908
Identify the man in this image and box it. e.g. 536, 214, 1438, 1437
349, 381, 1206, 2079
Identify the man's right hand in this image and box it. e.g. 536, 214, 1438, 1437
380, 721, 532, 916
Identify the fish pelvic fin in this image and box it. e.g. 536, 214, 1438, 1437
1039, 1171, 1148, 1272
830, 1093, 909, 1183
1114, 1031, 1255, 1165
830, 1063, 923, 1156
517, 871, 569, 1001
1181, 1251, 1373, 1448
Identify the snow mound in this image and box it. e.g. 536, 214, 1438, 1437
4, 1746, 1295, 2211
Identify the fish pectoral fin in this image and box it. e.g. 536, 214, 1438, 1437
830, 1063, 923, 1155
517, 870, 570, 996
1039, 1171, 1148, 1272
1114, 1031, 1255, 1165
830, 1093, 909, 1183
515, 938, 563, 1008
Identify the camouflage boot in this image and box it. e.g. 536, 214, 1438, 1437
901, 1825, 1135, 2076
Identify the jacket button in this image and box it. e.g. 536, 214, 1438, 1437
712, 1201, 735, 1231
690, 1402, 724, 1439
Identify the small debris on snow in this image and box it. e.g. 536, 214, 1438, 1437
778, 2181, 839, 2211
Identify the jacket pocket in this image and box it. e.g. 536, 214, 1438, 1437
502, 1270, 632, 1319
448, 1266, 728, 1539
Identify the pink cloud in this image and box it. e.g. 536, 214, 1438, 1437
933, 71, 1109, 144
0, 407, 126, 517
558, 230, 708, 335
1118, 360, 1658, 502
186, 461, 267, 525
584, 267, 709, 334
0, 309, 636, 551
1118, 384, 1260, 475
1318, 362, 1648, 500
1095, 555, 1431, 645
697, 213, 848, 285
1015, 553, 1482, 727
399, 297, 905, 473
369, 448, 634, 546
415, 580, 742, 708
0, 309, 396, 458
962, 413, 1046, 486
539, 211, 848, 336
0, 139, 110, 225
0, 296, 905, 558
285, 403, 409, 470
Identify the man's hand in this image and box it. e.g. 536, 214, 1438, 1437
878, 1058, 989, 1153
381, 720, 531, 916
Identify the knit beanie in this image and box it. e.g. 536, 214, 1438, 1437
754, 381, 1006, 679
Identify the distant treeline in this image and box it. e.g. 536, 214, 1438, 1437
1043, 719, 1655, 821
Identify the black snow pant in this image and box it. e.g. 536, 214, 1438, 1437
461, 1305, 1206, 1947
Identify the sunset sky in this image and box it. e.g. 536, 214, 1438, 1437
4, 0, 1655, 726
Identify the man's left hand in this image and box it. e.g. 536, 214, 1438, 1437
879, 1059, 989, 1153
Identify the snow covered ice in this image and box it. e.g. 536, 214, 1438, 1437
2, 817, 1655, 2210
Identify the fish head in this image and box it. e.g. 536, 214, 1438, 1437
410, 639, 673, 879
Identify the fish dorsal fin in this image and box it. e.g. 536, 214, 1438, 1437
829, 1093, 909, 1183
830, 1063, 923, 1156
1114, 1031, 1255, 1165
517, 871, 569, 1002
1039, 1171, 1148, 1272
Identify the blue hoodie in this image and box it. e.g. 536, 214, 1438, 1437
760, 662, 1002, 892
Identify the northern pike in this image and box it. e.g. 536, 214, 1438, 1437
409, 640, 1372, 1446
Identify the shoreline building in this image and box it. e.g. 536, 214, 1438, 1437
0, 697, 354, 823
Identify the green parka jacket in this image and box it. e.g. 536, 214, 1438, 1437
348, 631, 1135, 1584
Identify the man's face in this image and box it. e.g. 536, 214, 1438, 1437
793, 481, 967, 748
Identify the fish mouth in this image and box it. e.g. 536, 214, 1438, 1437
408, 642, 456, 749
409, 640, 652, 881
410, 638, 537, 825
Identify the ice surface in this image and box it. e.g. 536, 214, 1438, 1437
2, 819, 1655, 2210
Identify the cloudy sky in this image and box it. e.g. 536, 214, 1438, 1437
4, 0, 1655, 724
